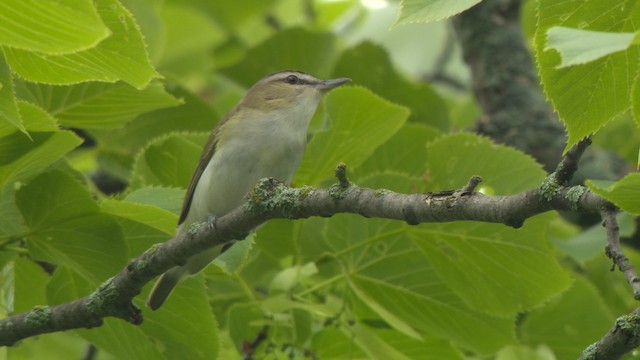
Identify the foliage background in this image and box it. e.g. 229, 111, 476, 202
0, 0, 639, 359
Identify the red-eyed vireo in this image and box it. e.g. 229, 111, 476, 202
146, 70, 350, 310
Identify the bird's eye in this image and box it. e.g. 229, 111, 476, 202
285, 75, 299, 84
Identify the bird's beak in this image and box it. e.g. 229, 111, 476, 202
317, 77, 351, 92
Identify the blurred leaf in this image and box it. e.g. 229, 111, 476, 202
125, 186, 185, 215
16, 81, 181, 129
496, 345, 557, 360
317, 213, 516, 354
140, 276, 219, 360
546, 27, 638, 67
520, 277, 614, 359
3, 0, 159, 88
426, 132, 545, 192
394, 0, 482, 26
159, 3, 226, 67
350, 272, 515, 355
0, 0, 109, 54
101, 198, 176, 235
421, 134, 570, 315
13, 257, 49, 313
587, 174, 640, 214
220, 28, 338, 86
16, 171, 127, 283
17, 101, 58, 132
0, 56, 25, 136
355, 123, 440, 181
346, 322, 413, 360
296, 87, 409, 185
130, 133, 207, 189
535, 0, 639, 150
333, 42, 449, 130
408, 215, 572, 316
89, 85, 218, 154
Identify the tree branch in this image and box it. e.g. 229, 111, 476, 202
0, 164, 614, 346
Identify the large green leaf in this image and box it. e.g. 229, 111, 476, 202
140, 276, 220, 360
394, 0, 482, 26
101, 198, 176, 236
13, 257, 50, 313
332, 42, 449, 130
3, 0, 159, 89
408, 215, 572, 316
295, 87, 409, 186
0, 131, 81, 185
546, 27, 640, 67
314, 212, 516, 354
426, 132, 546, 192
16, 81, 181, 129
520, 277, 614, 359
0, 0, 109, 54
420, 133, 570, 315
587, 174, 640, 214
0, 55, 25, 136
16, 171, 127, 283
158, 2, 226, 68
535, 0, 640, 149
220, 28, 338, 86
130, 133, 207, 189
355, 123, 441, 182
89, 85, 218, 154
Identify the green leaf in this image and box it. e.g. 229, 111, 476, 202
333, 42, 449, 130
125, 186, 186, 215
0, 0, 110, 54
394, 0, 482, 26
17, 101, 58, 132
520, 277, 614, 359
158, 2, 226, 67
355, 123, 441, 181
408, 215, 572, 316
316, 214, 516, 354
350, 274, 515, 355
587, 173, 640, 214
546, 27, 638, 67
421, 134, 570, 315
140, 276, 220, 360
3, 0, 159, 89
16, 171, 127, 283
101, 198, 176, 235
345, 322, 413, 360
295, 87, 409, 186
0, 130, 81, 186
496, 345, 557, 360
89, 85, 218, 154
16, 81, 181, 129
535, 0, 639, 150
426, 133, 546, 192
0, 55, 25, 136
13, 257, 50, 313
220, 28, 338, 86
130, 133, 207, 189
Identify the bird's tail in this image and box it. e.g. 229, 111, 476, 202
146, 244, 228, 310
146, 267, 185, 310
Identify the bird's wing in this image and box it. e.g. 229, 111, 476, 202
177, 106, 238, 225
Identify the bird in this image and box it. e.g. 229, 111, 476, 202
146, 70, 350, 310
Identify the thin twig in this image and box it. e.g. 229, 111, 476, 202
602, 210, 640, 299
555, 136, 592, 185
